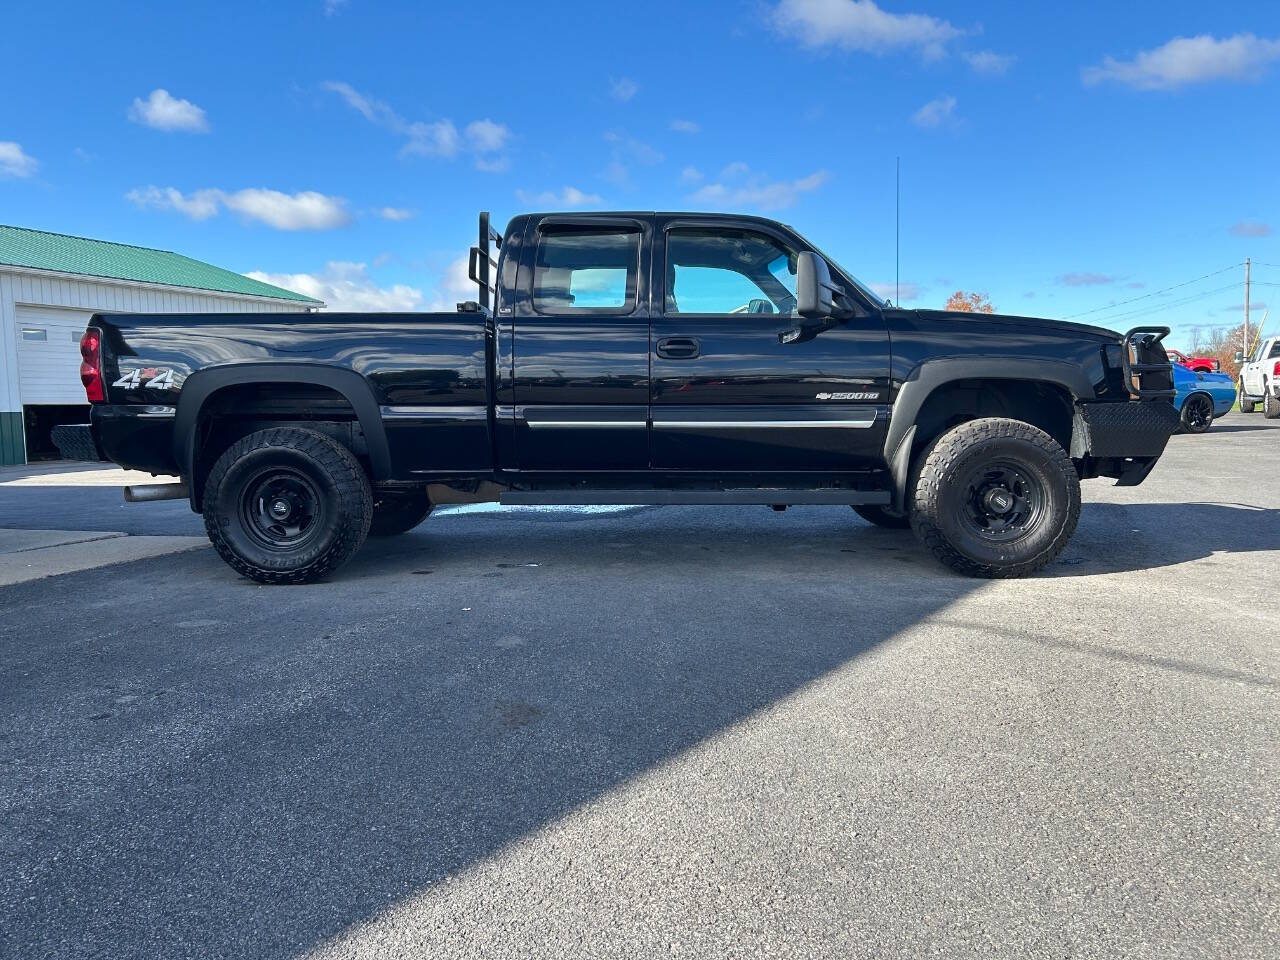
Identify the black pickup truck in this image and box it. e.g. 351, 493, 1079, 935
63, 211, 1179, 583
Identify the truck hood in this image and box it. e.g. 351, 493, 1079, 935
912, 309, 1122, 343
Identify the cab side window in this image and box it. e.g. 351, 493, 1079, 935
1268, 339, 1280, 359
666, 228, 798, 315
533, 226, 640, 313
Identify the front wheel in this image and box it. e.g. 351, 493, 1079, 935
1239, 381, 1255, 413
909, 418, 1080, 578
202, 427, 372, 584
1180, 394, 1214, 433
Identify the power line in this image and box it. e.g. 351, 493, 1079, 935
1062, 262, 1243, 320
1080, 281, 1243, 325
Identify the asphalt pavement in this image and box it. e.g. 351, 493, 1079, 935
1, 415, 1277, 959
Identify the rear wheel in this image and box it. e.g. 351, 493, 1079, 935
909, 417, 1080, 578
369, 488, 433, 536
1265, 382, 1280, 419
1180, 394, 1214, 433
1239, 381, 1255, 413
202, 427, 372, 584
852, 504, 911, 529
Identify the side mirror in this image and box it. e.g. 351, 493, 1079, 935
795, 252, 839, 318
1234, 351, 1245, 364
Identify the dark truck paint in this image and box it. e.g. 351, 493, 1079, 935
66, 211, 1180, 582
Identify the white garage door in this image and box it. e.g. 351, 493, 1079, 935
15, 305, 94, 405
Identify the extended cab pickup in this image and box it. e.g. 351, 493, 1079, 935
65, 211, 1181, 583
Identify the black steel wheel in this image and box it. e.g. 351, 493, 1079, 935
203, 427, 372, 584
1180, 393, 1214, 434
910, 417, 1080, 578
369, 489, 433, 537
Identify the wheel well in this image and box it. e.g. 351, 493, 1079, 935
191, 382, 368, 508
910, 379, 1074, 460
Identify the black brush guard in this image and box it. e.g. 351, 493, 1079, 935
1121, 326, 1176, 400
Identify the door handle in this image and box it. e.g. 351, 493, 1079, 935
656, 336, 700, 360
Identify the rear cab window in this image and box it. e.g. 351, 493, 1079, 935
533, 225, 641, 314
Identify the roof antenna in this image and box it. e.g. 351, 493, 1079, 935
895, 156, 900, 307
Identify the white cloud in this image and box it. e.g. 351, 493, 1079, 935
610, 77, 639, 101
1230, 221, 1272, 238
689, 165, 829, 211
963, 50, 1015, 75
679, 166, 704, 185
0, 141, 38, 178
1083, 33, 1280, 90
127, 186, 351, 230
377, 206, 415, 221
323, 81, 511, 171
515, 186, 604, 208
221, 189, 350, 230
402, 119, 461, 158
670, 119, 701, 134
125, 185, 221, 220
247, 262, 421, 311
128, 89, 209, 133
771, 0, 962, 60
324, 0, 347, 14
912, 95, 956, 128
464, 118, 510, 153
1058, 272, 1118, 287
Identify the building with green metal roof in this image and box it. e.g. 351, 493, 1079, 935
0, 225, 322, 465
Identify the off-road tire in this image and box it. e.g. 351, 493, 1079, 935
1264, 385, 1280, 419
852, 504, 911, 529
203, 427, 372, 584
909, 417, 1081, 579
1239, 381, 1255, 413
369, 489, 433, 537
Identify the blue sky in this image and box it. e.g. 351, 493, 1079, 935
1, 0, 1277, 348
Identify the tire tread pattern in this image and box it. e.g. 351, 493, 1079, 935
202, 427, 372, 584
909, 417, 1081, 579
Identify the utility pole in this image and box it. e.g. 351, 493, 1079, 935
1244, 257, 1251, 354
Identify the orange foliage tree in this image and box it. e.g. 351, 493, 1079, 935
945, 291, 995, 313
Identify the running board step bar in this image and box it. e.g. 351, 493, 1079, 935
499, 489, 891, 506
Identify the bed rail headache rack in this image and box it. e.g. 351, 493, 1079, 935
460, 211, 503, 313
1121, 326, 1176, 400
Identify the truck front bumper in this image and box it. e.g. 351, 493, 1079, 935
1071, 399, 1181, 486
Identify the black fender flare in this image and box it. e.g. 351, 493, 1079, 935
174, 363, 392, 507
885, 357, 1093, 511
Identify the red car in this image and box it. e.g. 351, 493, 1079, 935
1166, 349, 1220, 373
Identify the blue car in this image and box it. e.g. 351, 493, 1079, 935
1172, 363, 1235, 433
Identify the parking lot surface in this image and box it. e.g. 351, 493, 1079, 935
2, 416, 1277, 959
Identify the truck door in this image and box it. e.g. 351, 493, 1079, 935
650, 218, 891, 471
508, 216, 652, 471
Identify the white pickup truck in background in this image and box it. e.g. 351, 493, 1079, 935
1239, 335, 1280, 418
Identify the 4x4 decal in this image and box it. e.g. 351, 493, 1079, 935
112, 368, 177, 390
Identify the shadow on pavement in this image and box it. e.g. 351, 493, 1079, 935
0, 512, 977, 959
0, 499, 1274, 957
